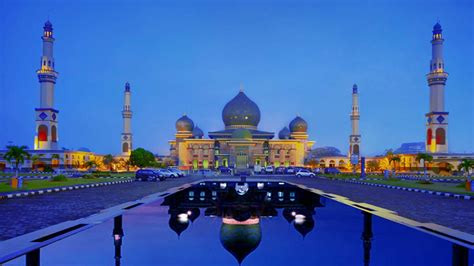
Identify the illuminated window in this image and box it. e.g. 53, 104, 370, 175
51, 125, 57, 142
427, 128, 432, 145
436, 128, 446, 145
38, 125, 48, 141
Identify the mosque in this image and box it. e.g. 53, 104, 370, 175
169, 89, 314, 171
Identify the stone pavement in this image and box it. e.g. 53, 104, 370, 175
1, 175, 473, 241
0, 176, 202, 241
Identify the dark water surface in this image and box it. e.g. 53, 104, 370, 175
7, 181, 473, 265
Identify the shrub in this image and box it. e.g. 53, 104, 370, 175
417, 180, 433, 185
82, 174, 96, 179
92, 173, 108, 178
51, 175, 67, 182
43, 166, 54, 172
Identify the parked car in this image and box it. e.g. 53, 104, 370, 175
218, 166, 232, 174
296, 169, 316, 178
285, 167, 296, 174
324, 167, 341, 174
197, 169, 216, 177
312, 168, 322, 174
168, 168, 185, 177
275, 167, 286, 174
265, 166, 274, 174
158, 169, 178, 178
135, 169, 161, 181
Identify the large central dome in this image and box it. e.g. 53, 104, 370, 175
222, 91, 261, 129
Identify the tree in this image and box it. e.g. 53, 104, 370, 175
102, 154, 116, 171
385, 149, 400, 171
416, 153, 433, 179
458, 159, 474, 179
31, 153, 45, 170
366, 160, 380, 172
83, 160, 97, 170
129, 148, 156, 168
51, 154, 62, 168
4, 145, 30, 177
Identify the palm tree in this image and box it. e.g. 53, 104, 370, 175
416, 153, 434, 179
83, 160, 97, 171
102, 154, 115, 171
4, 145, 30, 178
51, 154, 61, 168
31, 153, 45, 170
385, 149, 400, 173
458, 159, 474, 180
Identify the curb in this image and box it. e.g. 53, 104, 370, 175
0, 179, 133, 200
332, 178, 472, 201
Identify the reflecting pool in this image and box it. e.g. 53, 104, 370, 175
7, 181, 473, 265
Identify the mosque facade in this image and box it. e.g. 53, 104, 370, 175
169, 90, 315, 170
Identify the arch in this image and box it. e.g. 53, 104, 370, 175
222, 158, 228, 167
436, 128, 446, 145
353, 145, 359, 155
329, 160, 336, 167
38, 125, 48, 141
192, 160, 198, 170
203, 160, 209, 169
122, 142, 129, 153
427, 128, 432, 145
51, 125, 57, 142
338, 160, 346, 167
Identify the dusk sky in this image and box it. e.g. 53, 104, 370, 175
1, 0, 473, 156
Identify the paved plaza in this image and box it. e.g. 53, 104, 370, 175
0, 175, 473, 241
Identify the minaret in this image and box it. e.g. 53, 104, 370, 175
34, 21, 59, 150
349, 84, 360, 157
121, 82, 133, 155
426, 22, 448, 153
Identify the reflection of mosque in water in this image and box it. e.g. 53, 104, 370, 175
110, 182, 374, 266
161, 182, 325, 264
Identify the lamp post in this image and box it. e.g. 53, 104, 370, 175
112, 215, 124, 266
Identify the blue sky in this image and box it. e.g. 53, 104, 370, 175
0, 0, 473, 155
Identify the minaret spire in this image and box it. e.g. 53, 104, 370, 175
349, 84, 361, 158
34, 20, 59, 150
426, 22, 448, 153
121, 82, 133, 155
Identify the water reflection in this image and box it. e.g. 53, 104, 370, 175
161, 182, 325, 264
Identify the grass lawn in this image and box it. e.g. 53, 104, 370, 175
0, 177, 130, 193
361, 179, 474, 196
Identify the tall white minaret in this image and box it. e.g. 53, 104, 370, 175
349, 84, 360, 157
426, 22, 448, 153
121, 82, 133, 155
34, 21, 59, 150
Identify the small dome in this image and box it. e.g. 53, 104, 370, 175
125, 82, 131, 92
278, 127, 291, 139
433, 22, 442, 34
352, 84, 358, 94
220, 223, 262, 264
231, 128, 252, 140
77, 147, 91, 152
289, 116, 308, 133
192, 126, 204, 139
222, 91, 261, 128
43, 20, 53, 31
175, 115, 194, 132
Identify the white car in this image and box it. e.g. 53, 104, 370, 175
296, 169, 316, 178
264, 166, 274, 174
